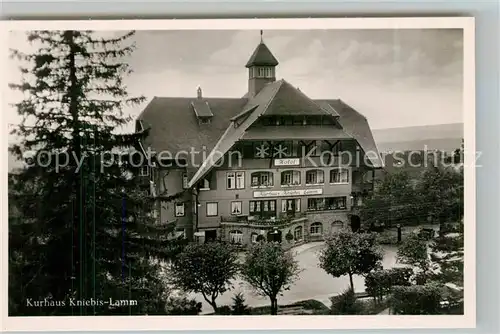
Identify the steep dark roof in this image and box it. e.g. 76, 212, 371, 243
245, 42, 279, 68
241, 126, 352, 141
264, 80, 333, 116
137, 97, 248, 159
316, 99, 381, 167
137, 80, 383, 185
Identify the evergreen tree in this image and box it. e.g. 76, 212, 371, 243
231, 292, 250, 315
429, 218, 464, 288
427, 144, 464, 287
9, 30, 183, 316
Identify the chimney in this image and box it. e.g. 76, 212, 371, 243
197, 86, 202, 99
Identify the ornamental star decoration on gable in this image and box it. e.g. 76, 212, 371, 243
255, 144, 289, 158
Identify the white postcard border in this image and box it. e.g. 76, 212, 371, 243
0, 17, 476, 331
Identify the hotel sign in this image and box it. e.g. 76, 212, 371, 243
253, 188, 323, 198
274, 158, 300, 166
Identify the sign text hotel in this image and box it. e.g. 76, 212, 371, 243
274, 158, 300, 166
253, 188, 323, 198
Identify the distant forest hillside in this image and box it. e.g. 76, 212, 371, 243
372, 123, 463, 153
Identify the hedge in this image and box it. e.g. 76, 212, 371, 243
391, 284, 442, 314
365, 267, 413, 303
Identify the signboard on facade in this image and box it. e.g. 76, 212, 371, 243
194, 231, 205, 237
253, 188, 323, 198
274, 158, 300, 166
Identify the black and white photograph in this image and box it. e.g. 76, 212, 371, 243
2, 18, 475, 331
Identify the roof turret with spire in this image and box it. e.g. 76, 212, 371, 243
246, 30, 279, 98
245, 30, 279, 68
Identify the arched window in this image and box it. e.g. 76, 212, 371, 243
229, 230, 243, 244
331, 220, 344, 234
305, 169, 324, 185
310, 222, 323, 235
294, 226, 303, 240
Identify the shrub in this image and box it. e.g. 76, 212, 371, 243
329, 288, 364, 315
165, 296, 202, 315
358, 298, 390, 315
231, 292, 250, 315
365, 267, 413, 302
391, 284, 442, 314
256, 234, 265, 242
290, 299, 329, 314
214, 305, 232, 315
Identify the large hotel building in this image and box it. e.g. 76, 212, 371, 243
136, 35, 384, 245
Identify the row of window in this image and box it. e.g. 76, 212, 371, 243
232, 169, 348, 189
259, 116, 335, 127
174, 196, 347, 217
249, 66, 275, 79
183, 169, 349, 191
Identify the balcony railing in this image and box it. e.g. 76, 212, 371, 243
220, 215, 249, 223
220, 212, 306, 226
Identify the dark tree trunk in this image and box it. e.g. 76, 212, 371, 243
67, 30, 85, 307
202, 293, 218, 313
210, 297, 218, 313
348, 272, 354, 292
270, 297, 278, 315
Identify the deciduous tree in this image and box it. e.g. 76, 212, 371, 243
319, 230, 383, 292
359, 171, 419, 227
416, 166, 464, 230
240, 242, 300, 315
168, 242, 239, 313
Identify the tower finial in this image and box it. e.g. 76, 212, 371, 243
260, 30, 263, 43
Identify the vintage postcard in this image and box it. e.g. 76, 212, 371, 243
1, 17, 475, 331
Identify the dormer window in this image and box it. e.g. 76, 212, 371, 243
191, 86, 213, 124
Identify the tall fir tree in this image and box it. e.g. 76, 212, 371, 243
428, 145, 464, 288
9, 30, 183, 316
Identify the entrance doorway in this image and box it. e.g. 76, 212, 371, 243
350, 215, 361, 232
205, 229, 217, 242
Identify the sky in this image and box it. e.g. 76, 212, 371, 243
6, 28, 464, 140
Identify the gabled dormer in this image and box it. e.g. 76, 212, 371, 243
246, 31, 279, 98
191, 86, 213, 124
